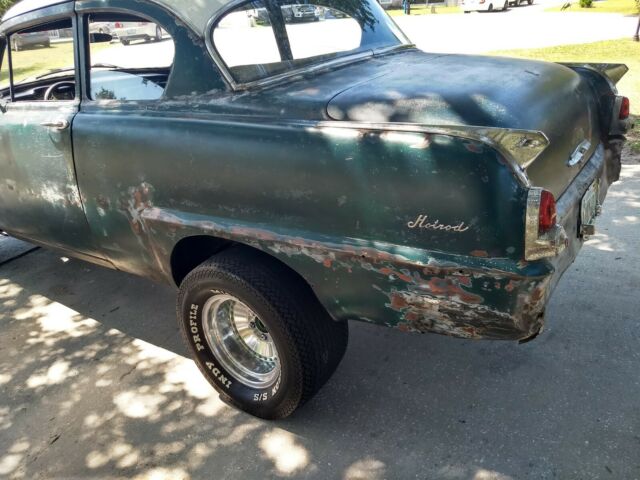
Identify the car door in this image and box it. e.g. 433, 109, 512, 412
0, 14, 100, 257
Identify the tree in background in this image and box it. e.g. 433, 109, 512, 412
0, 0, 18, 16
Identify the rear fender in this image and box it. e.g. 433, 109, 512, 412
561, 63, 629, 137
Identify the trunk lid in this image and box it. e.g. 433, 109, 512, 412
326, 51, 602, 198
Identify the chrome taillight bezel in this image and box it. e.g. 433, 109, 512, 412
524, 188, 568, 261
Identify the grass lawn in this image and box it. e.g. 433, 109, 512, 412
492, 38, 639, 115
1, 40, 112, 87
546, 0, 637, 14
10, 41, 76, 84
387, 4, 462, 15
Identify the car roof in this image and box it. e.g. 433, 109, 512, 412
3, 0, 69, 21
3, 0, 232, 37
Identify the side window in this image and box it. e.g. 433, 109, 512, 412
213, 0, 281, 82
8, 20, 76, 102
87, 14, 175, 101
280, 3, 362, 60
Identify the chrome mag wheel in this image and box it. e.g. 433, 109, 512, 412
202, 293, 280, 389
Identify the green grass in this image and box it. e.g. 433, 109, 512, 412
0, 40, 112, 88
492, 38, 640, 114
387, 4, 462, 15
546, 0, 638, 14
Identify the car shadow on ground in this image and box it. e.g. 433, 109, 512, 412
0, 165, 639, 479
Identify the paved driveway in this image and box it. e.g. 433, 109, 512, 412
395, 8, 637, 53
1, 163, 638, 480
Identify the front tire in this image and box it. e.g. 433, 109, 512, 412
177, 247, 348, 419
155, 27, 163, 41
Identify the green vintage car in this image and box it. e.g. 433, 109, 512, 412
0, 0, 630, 419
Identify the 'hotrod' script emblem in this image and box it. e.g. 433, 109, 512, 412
407, 215, 470, 233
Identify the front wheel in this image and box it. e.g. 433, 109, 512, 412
155, 27, 163, 41
177, 247, 348, 419
503, 0, 508, 9
488, 3, 494, 10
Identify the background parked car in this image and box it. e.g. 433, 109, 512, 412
281, 4, 320, 22
89, 22, 117, 38
321, 7, 348, 18
378, 0, 403, 9
462, 0, 509, 11
249, 4, 320, 24
112, 22, 163, 45
510, 0, 534, 5
10, 31, 50, 51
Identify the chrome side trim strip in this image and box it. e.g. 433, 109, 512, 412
311, 121, 551, 187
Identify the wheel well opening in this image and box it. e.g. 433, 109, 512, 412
170, 235, 231, 286
172, 235, 342, 322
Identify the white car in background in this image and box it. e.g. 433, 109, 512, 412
112, 21, 163, 46
378, 0, 403, 9
462, 0, 509, 11
89, 22, 116, 36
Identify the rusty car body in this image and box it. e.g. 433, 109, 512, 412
0, 0, 630, 418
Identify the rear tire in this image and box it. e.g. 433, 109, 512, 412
121, 39, 130, 46
177, 246, 348, 419
503, 0, 508, 9
488, 3, 494, 10
155, 27, 163, 41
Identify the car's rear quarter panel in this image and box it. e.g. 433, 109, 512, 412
73, 102, 547, 339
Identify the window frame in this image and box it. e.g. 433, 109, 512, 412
79, 8, 176, 104
206, 0, 410, 91
1, 15, 80, 104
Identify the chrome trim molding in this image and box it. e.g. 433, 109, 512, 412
568, 140, 591, 167
311, 121, 551, 187
524, 188, 568, 262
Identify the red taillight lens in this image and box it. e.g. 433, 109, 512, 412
620, 97, 630, 120
114, 22, 123, 28
539, 190, 557, 233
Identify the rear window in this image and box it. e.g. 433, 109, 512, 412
212, 0, 408, 84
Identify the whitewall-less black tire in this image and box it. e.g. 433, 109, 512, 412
177, 246, 348, 419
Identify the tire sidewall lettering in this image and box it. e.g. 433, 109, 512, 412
184, 287, 285, 406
